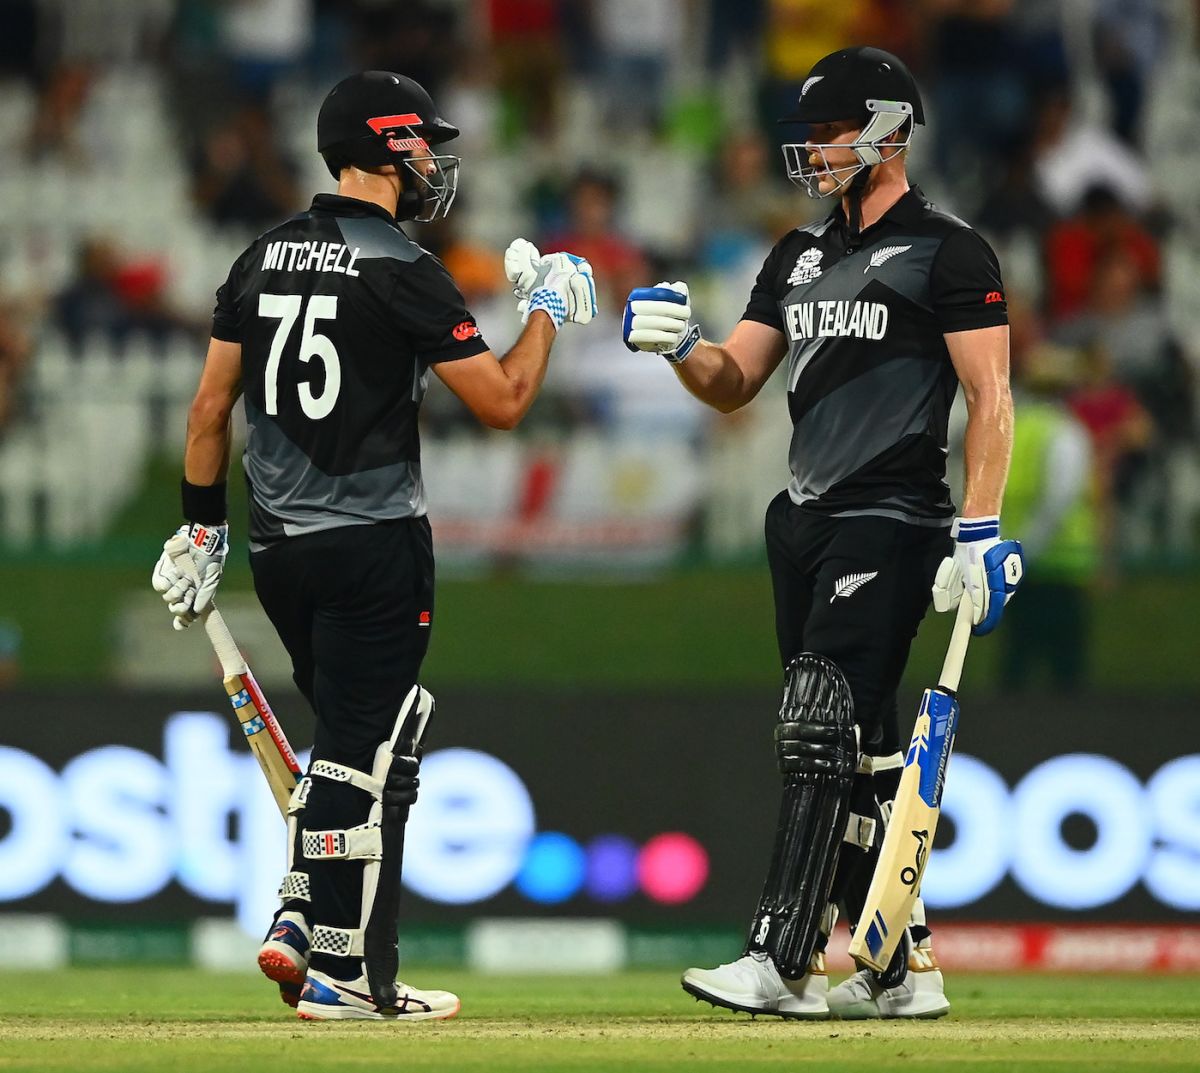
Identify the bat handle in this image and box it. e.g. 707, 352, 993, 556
167, 538, 247, 679
938, 595, 974, 694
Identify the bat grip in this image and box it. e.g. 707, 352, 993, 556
938, 595, 974, 694
168, 540, 247, 679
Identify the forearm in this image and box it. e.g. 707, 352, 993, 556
671, 339, 753, 414
960, 384, 1013, 517
184, 395, 234, 490
492, 311, 557, 428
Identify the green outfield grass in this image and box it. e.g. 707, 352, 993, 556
2, 968, 1198, 1073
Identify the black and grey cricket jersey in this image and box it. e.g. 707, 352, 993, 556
211, 193, 488, 548
743, 186, 1007, 526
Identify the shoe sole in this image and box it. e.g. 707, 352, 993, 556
681, 979, 828, 1021
258, 948, 307, 987
829, 1001, 951, 1020
297, 1000, 461, 1023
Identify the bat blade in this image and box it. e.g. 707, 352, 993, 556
848, 595, 972, 972
848, 686, 959, 970
223, 668, 302, 816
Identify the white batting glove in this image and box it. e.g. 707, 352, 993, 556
504, 237, 542, 303
152, 523, 228, 630
931, 516, 1025, 636
622, 281, 701, 363
504, 239, 597, 327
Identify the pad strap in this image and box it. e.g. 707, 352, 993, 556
287, 776, 311, 815
278, 871, 311, 902
310, 759, 385, 800
843, 812, 877, 850
311, 924, 365, 958
302, 822, 383, 861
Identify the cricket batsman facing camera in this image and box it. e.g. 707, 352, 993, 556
624, 47, 1023, 1019
151, 72, 595, 1021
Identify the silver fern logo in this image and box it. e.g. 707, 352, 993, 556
830, 571, 879, 602
800, 75, 824, 99
787, 248, 823, 286
864, 244, 912, 273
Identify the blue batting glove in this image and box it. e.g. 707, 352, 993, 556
931, 516, 1024, 636
623, 281, 701, 363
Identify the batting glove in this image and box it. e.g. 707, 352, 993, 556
931, 516, 1024, 636
503, 239, 597, 328
623, 281, 701, 363
152, 523, 229, 631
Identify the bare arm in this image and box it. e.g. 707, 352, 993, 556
433, 311, 558, 430
945, 325, 1013, 517
184, 337, 243, 495
670, 320, 788, 414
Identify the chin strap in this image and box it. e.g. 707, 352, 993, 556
845, 166, 873, 249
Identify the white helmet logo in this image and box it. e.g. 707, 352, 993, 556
800, 75, 824, 99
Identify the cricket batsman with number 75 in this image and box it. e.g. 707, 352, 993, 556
151, 71, 596, 1021
623, 46, 1024, 1019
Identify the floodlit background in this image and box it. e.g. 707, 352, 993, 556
0, 0, 1196, 975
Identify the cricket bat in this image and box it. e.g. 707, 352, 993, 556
167, 536, 301, 816
847, 594, 974, 972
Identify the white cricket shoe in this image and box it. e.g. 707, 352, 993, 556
681, 951, 829, 1019
297, 968, 460, 1022
828, 948, 949, 1020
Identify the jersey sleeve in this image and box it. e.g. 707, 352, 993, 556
740, 241, 787, 332
930, 228, 1008, 332
391, 254, 490, 364
211, 259, 243, 342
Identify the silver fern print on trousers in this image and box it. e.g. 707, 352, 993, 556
863, 244, 912, 272
830, 571, 879, 602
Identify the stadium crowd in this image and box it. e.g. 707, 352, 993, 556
0, 0, 1195, 578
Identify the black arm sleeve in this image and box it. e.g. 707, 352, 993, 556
740, 241, 788, 332
392, 254, 490, 364
930, 228, 1008, 333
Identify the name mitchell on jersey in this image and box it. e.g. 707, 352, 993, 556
260, 239, 363, 276
784, 299, 889, 341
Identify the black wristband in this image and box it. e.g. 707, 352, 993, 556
181, 479, 227, 525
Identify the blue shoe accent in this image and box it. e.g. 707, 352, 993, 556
267, 919, 310, 959
300, 975, 349, 1008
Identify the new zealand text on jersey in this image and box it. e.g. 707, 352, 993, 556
261, 240, 362, 276
784, 300, 889, 341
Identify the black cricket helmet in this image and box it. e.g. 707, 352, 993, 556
317, 71, 461, 221
779, 46, 924, 198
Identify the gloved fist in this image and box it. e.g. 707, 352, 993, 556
622, 281, 701, 363
503, 239, 597, 327
931, 516, 1024, 636
151, 523, 229, 631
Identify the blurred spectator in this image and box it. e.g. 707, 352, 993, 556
759, 0, 869, 142
218, 0, 314, 101
0, 0, 41, 82
192, 104, 300, 229
25, 63, 93, 166
486, 0, 563, 139
925, 2, 1029, 184
1000, 339, 1099, 690
1055, 251, 1192, 446
542, 170, 647, 312
592, 0, 687, 131
1093, 0, 1167, 147
53, 239, 194, 352
1030, 90, 1154, 217
343, 0, 459, 98
1043, 184, 1159, 322
703, 130, 805, 265
0, 299, 31, 435
1065, 342, 1155, 563
975, 136, 1055, 239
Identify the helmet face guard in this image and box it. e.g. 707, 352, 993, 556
782, 99, 914, 198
